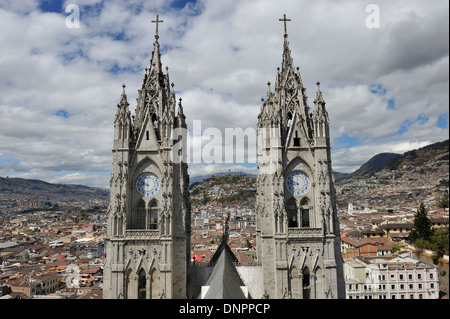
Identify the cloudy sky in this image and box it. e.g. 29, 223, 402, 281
0, 0, 448, 188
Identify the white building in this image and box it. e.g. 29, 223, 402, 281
344, 252, 440, 299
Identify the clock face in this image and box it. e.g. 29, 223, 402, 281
286, 171, 310, 196
136, 173, 159, 197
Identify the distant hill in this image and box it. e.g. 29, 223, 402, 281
336, 139, 449, 181
333, 171, 350, 181
351, 153, 401, 177
0, 176, 109, 203
189, 174, 256, 206
189, 171, 256, 186
385, 139, 449, 169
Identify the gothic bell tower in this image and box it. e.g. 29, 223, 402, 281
103, 15, 191, 299
255, 15, 345, 299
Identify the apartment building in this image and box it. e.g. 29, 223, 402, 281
344, 252, 439, 299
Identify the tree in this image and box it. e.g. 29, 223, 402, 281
438, 194, 449, 209
408, 202, 433, 242
431, 226, 449, 262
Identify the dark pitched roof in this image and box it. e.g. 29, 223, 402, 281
202, 241, 247, 299
209, 238, 238, 264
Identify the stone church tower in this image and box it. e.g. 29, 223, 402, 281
255, 15, 345, 299
103, 16, 191, 299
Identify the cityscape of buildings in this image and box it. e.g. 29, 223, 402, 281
0, 147, 448, 299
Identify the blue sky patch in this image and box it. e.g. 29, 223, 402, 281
397, 120, 411, 135
107, 63, 141, 75
170, 0, 197, 10
437, 113, 449, 129
0, 157, 20, 165
38, 0, 65, 13
55, 110, 70, 118
105, 30, 129, 42
369, 83, 387, 96
417, 113, 429, 125
335, 134, 360, 149
386, 98, 395, 110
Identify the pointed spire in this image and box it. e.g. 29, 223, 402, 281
314, 81, 326, 107
115, 83, 131, 130
178, 97, 184, 114
313, 81, 329, 140
150, 37, 162, 72
177, 97, 186, 128
116, 84, 129, 120
279, 14, 293, 72
148, 15, 164, 75
119, 83, 128, 106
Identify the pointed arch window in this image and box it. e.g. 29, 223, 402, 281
286, 198, 298, 228
138, 269, 147, 299
300, 198, 310, 228
152, 113, 160, 141
294, 131, 300, 146
133, 200, 159, 230
123, 124, 128, 140
136, 200, 146, 229
118, 124, 123, 140
287, 111, 293, 128
148, 200, 159, 230
303, 267, 311, 299
113, 215, 118, 235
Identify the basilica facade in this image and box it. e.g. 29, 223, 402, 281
103, 15, 344, 299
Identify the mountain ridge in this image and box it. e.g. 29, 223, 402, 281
335, 139, 449, 181
0, 176, 109, 203
1, 139, 447, 199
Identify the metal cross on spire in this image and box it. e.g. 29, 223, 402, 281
151, 14, 164, 39
279, 14, 291, 37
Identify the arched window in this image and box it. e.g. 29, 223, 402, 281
294, 130, 300, 146
287, 111, 293, 127
152, 113, 160, 141
300, 198, 310, 228
303, 267, 311, 299
286, 198, 297, 228
148, 200, 158, 230
138, 269, 146, 299
136, 200, 146, 229
118, 124, 123, 139
113, 215, 118, 235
